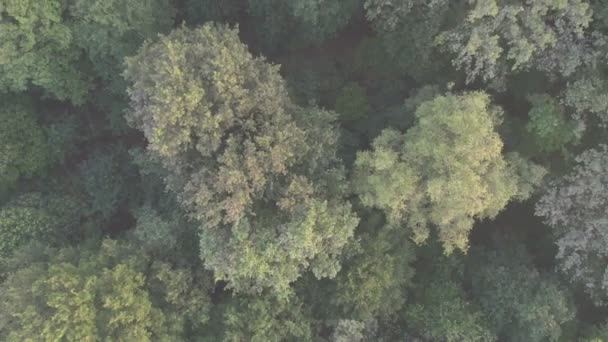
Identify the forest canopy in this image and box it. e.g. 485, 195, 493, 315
2, 0, 608, 340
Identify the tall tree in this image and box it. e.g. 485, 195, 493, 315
536, 146, 608, 304
124, 24, 358, 296
437, 0, 596, 87
353, 92, 545, 253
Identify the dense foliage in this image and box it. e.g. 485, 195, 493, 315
2, 0, 608, 340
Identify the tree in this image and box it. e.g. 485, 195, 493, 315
0, 241, 163, 341
332, 320, 366, 342
437, 0, 596, 87
353, 92, 545, 253
124, 24, 358, 296
70, 0, 175, 85
468, 241, 575, 341
334, 82, 370, 127
0, 0, 90, 104
536, 146, 608, 304
0, 0, 177, 104
222, 292, 312, 342
379, 2, 451, 82
404, 244, 495, 342
0, 193, 82, 256
364, 0, 452, 82
564, 73, 608, 126
334, 214, 416, 320
132, 205, 178, 253
78, 146, 139, 222
579, 321, 608, 341
0, 98, 49, 189
0, 239, 212, 341
525, 94, 579, 153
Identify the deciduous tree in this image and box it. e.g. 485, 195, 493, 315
124, 24, 358, 295
354, 92, 544, 253
0, 193, 81, 256
0, 0, 90, 104
536, 146, 608, 304
525, 94, 579, 153
0, 98, 49, 188
0, 239, 212, 341
468, 242, 575, 341
438, 0, 595, 87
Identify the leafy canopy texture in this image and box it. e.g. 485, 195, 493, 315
438, 0, 594, 86
0, 0, 89, 104
0, 193, 81, 256
0, 239, 212, 341
0, 98, 49, 188
0, 0, 175, 104
469, 243, 575, 341
526, 94, 579, 153
124, 24, 358, 296
354, 92, 544, 253
70, 0, 175, 84
404, 246, 495, 342
536, 146, 608, 304
334, 222, 416, 320
222, 293, 312, 342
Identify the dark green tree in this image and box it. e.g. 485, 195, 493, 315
221, 292, 312, 342
469, 242, 575, 341
247, 0, 360, 52
70, 0, 176, 85
0, 0, 90, 104
525, 94, 579, 153
334, 215, 416, 320
0, 98, 49, 189
404, 245, 495, 342
438, 0, 596, 87
0, 193, 81, 256
536, 146, 608, 304
334, 82, 370, 127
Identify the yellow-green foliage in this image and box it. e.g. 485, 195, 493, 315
125, 24, 358, 296
0, 239, 212, 341
354, 92, 543, 253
